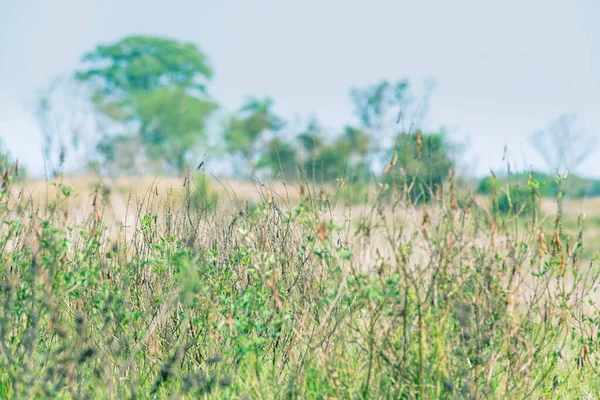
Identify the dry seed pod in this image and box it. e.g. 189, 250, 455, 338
451, 194, 458, 211
320, 187, 328, 203
416, 130, 423, 156
552, 231, 562, 256
318, 221, 328, 241
559, 255, 566, 276
422, 204, 430, 228
537, 229, 548, 256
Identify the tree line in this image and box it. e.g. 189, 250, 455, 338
36, 35, 452, 185
34, 35, 595, 198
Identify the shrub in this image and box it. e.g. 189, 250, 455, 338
497, 185, 536, 214
187, 173, 219, 212
477, 175, 497, 195
384, 132, 454, 203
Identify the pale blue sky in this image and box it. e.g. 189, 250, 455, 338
1, 0, 599, 177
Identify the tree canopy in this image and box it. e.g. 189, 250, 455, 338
76, 35, 218, 173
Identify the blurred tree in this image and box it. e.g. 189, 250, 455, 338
256, 137, 298, 179
349, 79, 413, 172
223, 97, 284, 176
297, 117, 324, 178
339, 126, 370, 159
530, 113, 596, 175
294, 118, 373, 183
134, 88, 217, 171
303, 137, 368, 183
305, 143, 348, 183
387, 131, 454, 202
76, 35, 218, 173
350, 80, 410, 132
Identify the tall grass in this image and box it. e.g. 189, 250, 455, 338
1, 156, 600, 399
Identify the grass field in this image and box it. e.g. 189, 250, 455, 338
2, 170, 600, 398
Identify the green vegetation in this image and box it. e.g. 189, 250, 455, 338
478, 171, 600, 201
385, 131, 454, 203
2, 151, 600, 398
0, 140, 24, 182
76, 36, 218, 173
36, 35, 599, 206
4, 33, 600, 399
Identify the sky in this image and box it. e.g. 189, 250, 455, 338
0, 0, 599, 177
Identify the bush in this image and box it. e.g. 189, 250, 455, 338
477, 175, 497, 195
387, 132, 454, 203
479, 171, 600, 200
188, 173, 219, 212
497, 185, 536, 214
333, 181, 372, 205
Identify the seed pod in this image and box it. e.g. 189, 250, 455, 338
537, 229, 548, 257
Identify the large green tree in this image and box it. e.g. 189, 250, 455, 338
76, 35, 218, 173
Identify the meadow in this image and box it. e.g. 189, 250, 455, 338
1, 161, 600, 399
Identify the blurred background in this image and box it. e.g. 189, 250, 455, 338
0, 0, 598, 189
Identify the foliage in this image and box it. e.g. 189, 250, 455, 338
1, 170, 600, 398
40, 41, 445, 183
385, 131, 454, 202
349, 79, 415, 170
187, 173, 219, 212
479, 171, 600, 200
477, 175, 498, 195
134, 88, 218, 171
223, 97, 284, 176
76, 35, 218, 173
255, 137, 298, 179
350, 79, 410, 131
497, 184, 536, 214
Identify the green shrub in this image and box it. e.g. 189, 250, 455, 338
477, 175, 497, 194
480, 171, 600, 200
497, 185, 536, 214
188, 173, 219, 212
383, 132, 454, 203
333, 181, 372, 205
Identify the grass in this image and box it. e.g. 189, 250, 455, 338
2, 162, 600, 399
